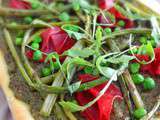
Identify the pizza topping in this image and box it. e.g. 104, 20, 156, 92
9, 0, 31, 9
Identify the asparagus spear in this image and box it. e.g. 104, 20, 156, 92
40, 41, 84, 116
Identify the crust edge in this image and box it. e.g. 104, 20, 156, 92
0, 51, 34, 120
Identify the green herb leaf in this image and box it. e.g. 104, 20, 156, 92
62, 24, 85, 40
68, 81, 81, 94
59, 101, 84, 112
64, 48, 95, 58
96, 53, 134, 78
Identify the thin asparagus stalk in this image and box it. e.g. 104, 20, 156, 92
3, 28, 69, 94
122, 70, 144, 109
119, 75, 134, 117
54, 103, 68, 120
63, 108, 77, 120
108, 39, 144, 113
40, 41, 84, 116
0, 20, 80, 30
102, 28, 151, 41
0, 7, 54, 17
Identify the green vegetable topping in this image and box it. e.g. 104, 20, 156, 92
128, 48, 137, 54
139, 36, 147, 44
104, 28, 112, 34
72, 0, 80, 11
41, 67, 52, 77
117, 20, 125, 27
150, 39, 156, 47
59, 12, 70, 22
33, 50, 42, 61
15, 37, 22, 46
53, 62, 60, 70
24, 16, 33, 24
31, 2, 39, 9
33, 36, 42, 43
84, 66, 93, 74
114, 27, 121, 32
133, 108, 147, 119
129, 63, 140, 73
143, 77, 156, 90
31, 43, 39, 50
132, 74, 144, 85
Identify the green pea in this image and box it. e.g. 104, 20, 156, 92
139, 37, 147, 44
133, 108, 147, 119
33, 36, 42, 43
114, 27, 121, 32
130, 63, 140, 73
143, 77, 156, 90
31, 43, 39, 50
117, 20, 125, 27
24, 16, 33, 24
31, 2, 39, 9
33, 50, 42, 61
59, 12, 70, 22
132, 74, 144, 85
15, 37, 22, 46
104, 28, 112, 34
84, 66, 93, 74
41, 67, 52, 77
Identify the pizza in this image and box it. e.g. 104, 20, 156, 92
0, 0, 160, 120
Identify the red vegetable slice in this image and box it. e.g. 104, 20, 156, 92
132, 48, 160, 76
97, 0, 134, 29
26, 27, 76, 62
9, 0, 31, 9
75, 74, 123, 120
98, 0, 115, 10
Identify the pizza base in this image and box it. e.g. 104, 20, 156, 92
0, 51, 34, 120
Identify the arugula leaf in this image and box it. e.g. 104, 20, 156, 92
61, 24, 85, 40
64, 48, 95, 58
68, 81, 81, 94
96, 53, 134, 78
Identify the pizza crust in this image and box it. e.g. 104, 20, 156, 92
0, 51, 34, 120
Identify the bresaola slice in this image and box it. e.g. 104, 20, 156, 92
9, 0, 31, 9
97, 0, 134, 29
75, 74, 123, 120
26, 27, 76, 62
